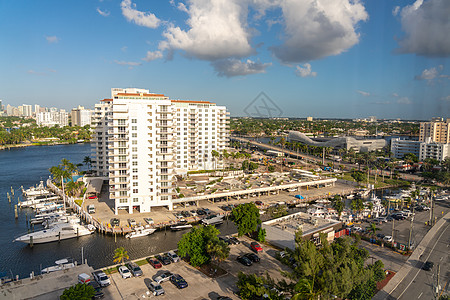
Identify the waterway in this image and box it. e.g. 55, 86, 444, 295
0, 144, 236, 279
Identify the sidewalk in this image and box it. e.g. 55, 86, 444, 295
372, 211, 450, 300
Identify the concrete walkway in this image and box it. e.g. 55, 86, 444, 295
0, 265, 93, 300
373, 211, 450, 300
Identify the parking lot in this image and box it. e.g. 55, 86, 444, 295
98, 236, 290, 300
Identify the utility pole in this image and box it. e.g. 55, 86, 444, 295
392, 218, 395, 243
322, 147, 325, 166
430, 192, 435, 226
408, 213, 414, 249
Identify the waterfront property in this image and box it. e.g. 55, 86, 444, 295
262, 211, 343, 250
92, 88, 229, 214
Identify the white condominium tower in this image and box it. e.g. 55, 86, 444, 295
92, 88, 229, 214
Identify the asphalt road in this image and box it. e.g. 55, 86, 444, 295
389, 221, 450, 299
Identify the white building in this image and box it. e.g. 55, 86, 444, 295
92, 88, 229, 214
419, 141, 449, 161
390, 138, 421, 159
36, 109, 68, 127
71, 106, 93, 127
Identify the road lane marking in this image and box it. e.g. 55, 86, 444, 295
397, 223, 449, 299
417, 292, 423, 298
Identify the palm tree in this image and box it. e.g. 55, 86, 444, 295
211, 150, 220, 170
83, 156, 92, 170
366, 223, 380, 238
113, 247, 129, 265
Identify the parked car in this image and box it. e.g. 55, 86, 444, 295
156, 254, 171, 265
128, 219, 137, 227
92, 270, 111, 287
88, 195, 98, 199
88, 280, 105, 299
251, 242, 263, 252
219, 236, 232, 245
376, 233, 385, 239
423, 261, 434, 271
148, 281, 165, 296
228, 236, 240, 245
237, 255, 253, 266
196, 209, 206, 215
147, 257, 162, 269
118, 265, 131, 279
110, 218, 120, 226
383, 235, 393, 243
255, 201, 263, 206
126, 262, 143, 277
170, 274, 188, 289
166, 251, 180, 263
190, 210, 198, 216
244, 253, 260, 263
154, 271, 173, 284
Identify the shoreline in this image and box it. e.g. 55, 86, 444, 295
0, 141, 91, 151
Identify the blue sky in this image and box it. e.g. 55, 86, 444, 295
0, 0, 449, 120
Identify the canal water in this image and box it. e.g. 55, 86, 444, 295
0, 144, 236, 278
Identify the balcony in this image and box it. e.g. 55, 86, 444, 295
110, 137, 128, 142
156, 156, 176, 162
156, 122, 175, 128
109, 173, 129, 178
109, 186, 130, 192
109, 165, 129, 171
109, 194, 130, 200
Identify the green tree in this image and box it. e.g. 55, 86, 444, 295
231, 202, 261, 237
347, 279, 377, 300
83, 156, 92, 170
351, 171, 366, 184
257, 227, 266, 242
366, 223, 380, 238
113, 247, 129, 265
177, 225, 220, 267
236, 272, 271, 300
60, 283, 95, 300
206, 238, 230, 272
332, 199, 344, 219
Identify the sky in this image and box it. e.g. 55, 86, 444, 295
0, 0, 449, 120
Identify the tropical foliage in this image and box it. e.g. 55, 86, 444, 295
60, 283, 95, 300
113, 247, 129, 265
177, 225, 227, 267
231, 202, 261, 237
0, 116, 92, 146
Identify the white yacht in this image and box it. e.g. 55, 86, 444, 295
125, 226, 156, 238
15, 219, 95, 244
22, 181, 51, 198
41, 258, 75, 273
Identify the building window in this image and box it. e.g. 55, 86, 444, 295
133, 182, 138, 187
133, 189, 138, 193
119, 199, 128, 204
132, 140, 137, 145
132, 126, 137, 131
132, 119, 137, 123
133, 175, 138, 180
133, 168, 138, 173
132, 147, 137, 152
132, 154, 138, 160
132, 133, 137, 138
132, 161, 138, 166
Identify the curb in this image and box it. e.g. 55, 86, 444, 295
373, 211, 450, 300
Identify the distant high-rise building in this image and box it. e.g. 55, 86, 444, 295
92, 88, 229, 214
34, 104, 40, 114
419, 118, 450, 143
306, 116, 313, 121
22, 104, 32, 117
71, 105, 93, 127
36, 109, 68, 127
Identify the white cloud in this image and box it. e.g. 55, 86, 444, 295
392, 6, 400, 16
121, 46, 128, 52
113, 60, 142, 69
211, 59, 271, 77
271, 0, 368, 63
295, 63, 317, 78
97, 7, 110, 17
177, 2, 189, 13
27, 70, 46, 76
142, 50, 163, 62
397, 97, 411, 105
392, 93, 399, 97
160, 0, 253, 61
396, 0, 450, 57
356, 90, 370, 97
121, 0, 160, 28
441, 95, 450, 102
415, 66, 441, 80
45, 36, 59, 43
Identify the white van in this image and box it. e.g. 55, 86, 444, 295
78, 273, 91, 284
87, 205, 95, 214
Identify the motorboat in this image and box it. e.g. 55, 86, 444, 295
22, 181, 51, 198
19, 195, 60, 208
41, 258, 75, 273
42, 215, 80, 229
170, 221, 193, 231
125, 226, 156, 238
29, 211, 67, 225
201, 214, 224, 225
15, 220, 95, 244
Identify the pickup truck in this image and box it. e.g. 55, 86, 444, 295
92, 270, 111, 287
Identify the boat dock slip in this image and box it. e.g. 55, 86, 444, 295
0, 264, 93, 300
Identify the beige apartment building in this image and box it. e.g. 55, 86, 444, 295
419, 117, 450, 143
